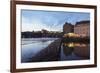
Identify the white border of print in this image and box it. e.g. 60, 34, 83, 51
16, 5, 94, 69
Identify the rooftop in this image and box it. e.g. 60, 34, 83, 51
76, 20, 90, 25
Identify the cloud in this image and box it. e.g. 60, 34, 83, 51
21, 10, 90, 32
22, 15, 63, 32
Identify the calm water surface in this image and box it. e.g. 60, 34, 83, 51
21, 38, 58, 62
21, 38, 90, 62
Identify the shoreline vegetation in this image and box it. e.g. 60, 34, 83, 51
21, 30, 63, 38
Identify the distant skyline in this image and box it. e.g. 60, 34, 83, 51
21, 10, 90, 32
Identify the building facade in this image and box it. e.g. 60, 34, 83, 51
63, 22, 74, 34
74, 20, 90, 37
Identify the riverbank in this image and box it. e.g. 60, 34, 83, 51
31, 39, 62, 62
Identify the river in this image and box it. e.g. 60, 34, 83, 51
21, 38, 90, 63
21, 38, 58, 62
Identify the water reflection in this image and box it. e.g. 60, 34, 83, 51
60, 42, 90, 61
21, 38, 90, 63
21, 38, 56, 62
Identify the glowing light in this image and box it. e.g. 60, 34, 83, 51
67, 33, 75, 37
64, 43, 87, 47
63, 33, 80, 37
68, 43, 74, 47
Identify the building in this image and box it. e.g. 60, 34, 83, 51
63, 22, 74, 34
74, 20, 90, 37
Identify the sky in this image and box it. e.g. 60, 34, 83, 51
21, 10, 90, 32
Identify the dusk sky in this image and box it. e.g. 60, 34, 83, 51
21, 10, 90, 32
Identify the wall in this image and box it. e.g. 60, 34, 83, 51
0, 0, 100, 73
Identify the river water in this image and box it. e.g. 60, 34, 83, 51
21, 38, 90, 63
21, 38, 58, 62
60, 43, 90, 61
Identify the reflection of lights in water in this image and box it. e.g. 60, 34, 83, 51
81, 44, 87, 47
64, 43, 74, 47
64, 43, 87, 47
68, 43, 74, 47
